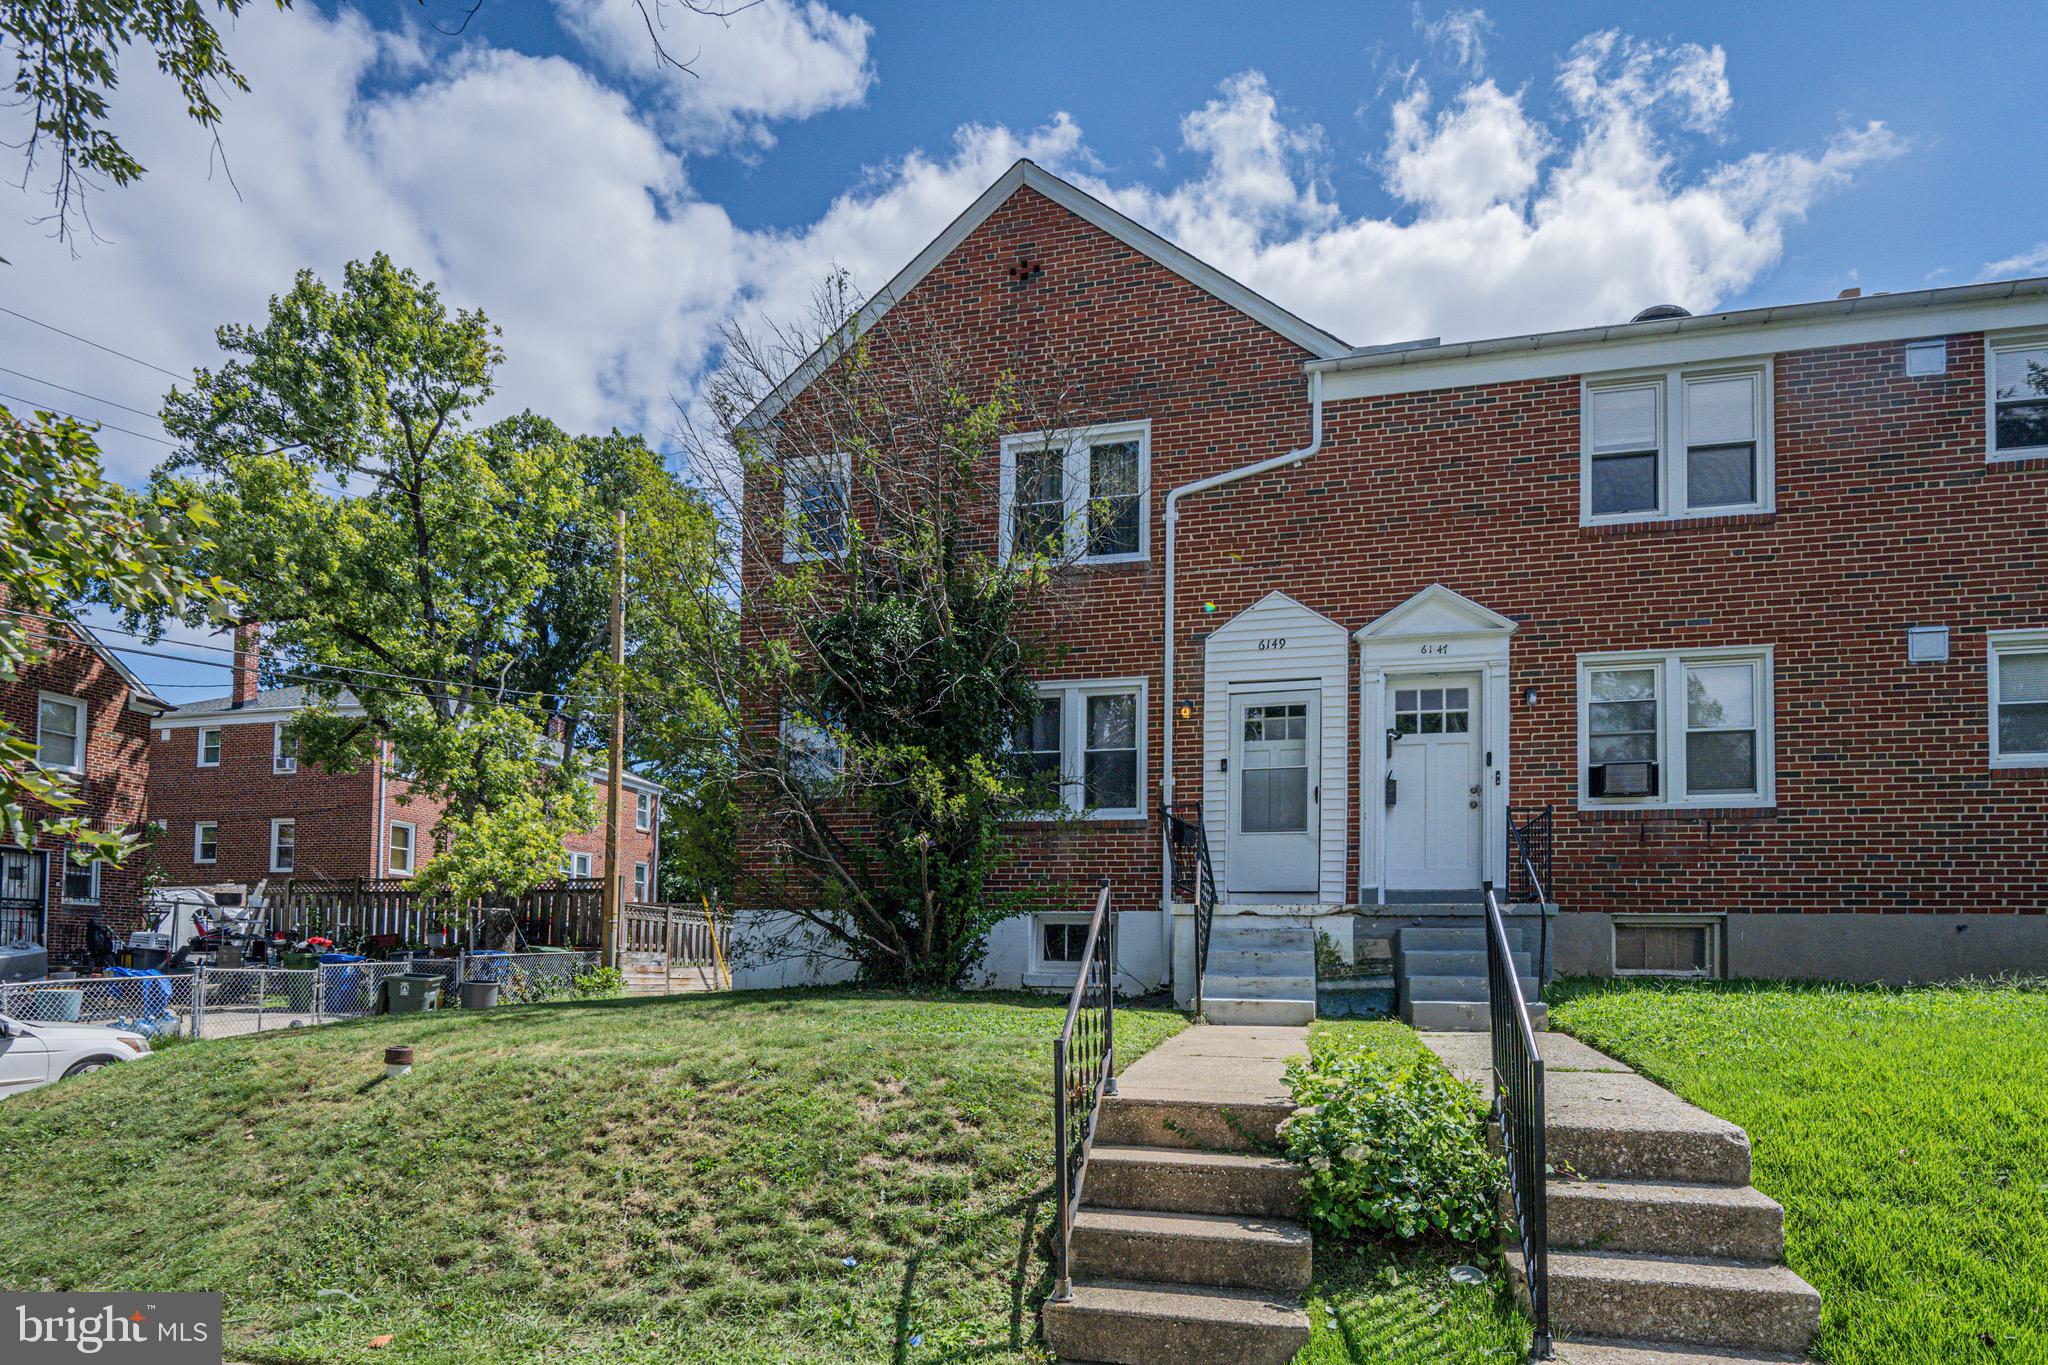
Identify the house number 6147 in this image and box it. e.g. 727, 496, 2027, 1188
1418, 643, 1449, 655
1257, 637, 1288, 651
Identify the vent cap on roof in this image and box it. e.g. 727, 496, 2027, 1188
1629, 303, 1692, 323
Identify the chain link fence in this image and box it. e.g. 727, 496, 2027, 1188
0, 952, 603, 1042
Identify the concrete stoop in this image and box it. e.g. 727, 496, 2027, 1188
1422, 1031, 1821, 1362
1041, 1025, 1312, 1365
1396, 924, 1546, 1031
1199, 916, 1316, 1026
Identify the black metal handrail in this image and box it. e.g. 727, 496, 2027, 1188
1506, 804, 1554, 989
1483, 879, 1552, 1360
1051, 877, 1116, 1302
1162, 802, 1216, 1017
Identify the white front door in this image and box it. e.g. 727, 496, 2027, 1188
1384, 673, 1483, 892
1226, 690, 1320, 898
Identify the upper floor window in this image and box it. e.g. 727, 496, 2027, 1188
269, 818, 296, 873
1988, 337, 2048, 462
1580, 647, 1773, 809
198, 727, 221, 767
272, 723, 298, 774
782, 453, 850, 563
36, 694, 85, 773
1989, 630, 2048, 768
1000, 422, 1151, 564
635, 790, 652, 832
1009, 679, 1146, 820
1582, 366, 1771, 524
780, 709, 844, 787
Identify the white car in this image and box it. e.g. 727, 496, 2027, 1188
0, 1013, 150, 1097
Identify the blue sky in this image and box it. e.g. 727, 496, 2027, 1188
4, 0, 2042, 696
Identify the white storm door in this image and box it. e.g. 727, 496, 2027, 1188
1227, 691, 1320, 897
1384, 674, 1483, 891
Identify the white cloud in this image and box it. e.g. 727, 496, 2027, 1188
0, 4, 1903, 506
1414, 4, 1494, 75
552, 0, 873, 149
1983, 243, 2048, 279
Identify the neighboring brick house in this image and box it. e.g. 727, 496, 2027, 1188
144, 634, 664, 902
736, 159, 2048, 989
2, 614, 168, 959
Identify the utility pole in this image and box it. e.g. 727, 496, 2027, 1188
600, 506, 627, 970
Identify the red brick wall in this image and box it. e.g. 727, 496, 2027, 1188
145, 717, 374, 884
561, 783, 660, 894
2, 620, 156, 957
737, 184, 2048, 922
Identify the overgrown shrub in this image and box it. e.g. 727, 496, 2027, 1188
1283, 1044, 1503, 1243
571, 967, 624, 998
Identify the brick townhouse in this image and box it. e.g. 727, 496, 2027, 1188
738, 159, 2048, 992
144, 631, 665, 904
1, 615, 167, 957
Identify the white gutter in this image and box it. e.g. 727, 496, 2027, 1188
1157, 372, 1325, 963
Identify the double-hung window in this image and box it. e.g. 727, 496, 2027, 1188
36, 695, 85, 773
1988, 337, 2048, 461
782, 453, 851, 563
1583, 365, 1771, 523
1580, 648, 1773, 808
198, 727, 222, 767
633, 862, 649, 902
389, 821, 416, 875
273, 723, 298, 774
1000, 422, 1150, 564
193, 821, 218, 865
1010, 680, 1146, 819
1989, 630, 2048, 767
634, 790, 652, 832
269, 818, 296, 873
61, 855, 100, 905
780, 708, 844, 787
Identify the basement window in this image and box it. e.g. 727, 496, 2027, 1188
1034, 915, 1092, 969
1612, 916, 1720, 978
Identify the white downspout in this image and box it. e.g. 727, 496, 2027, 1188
1158, 372, 1325, 971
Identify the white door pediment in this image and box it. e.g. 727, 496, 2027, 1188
1354, 584, 1518, 644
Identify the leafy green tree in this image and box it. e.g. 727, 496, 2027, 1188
151, 253, 610, 902
1, 405, 232, 859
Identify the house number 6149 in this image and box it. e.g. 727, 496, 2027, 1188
1257, 637, 1288, 651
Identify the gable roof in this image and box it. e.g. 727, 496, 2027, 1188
1354, 584, 1518, 640
745, 160, 1350, 429
45, 619, 169, 714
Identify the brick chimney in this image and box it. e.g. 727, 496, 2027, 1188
232, 622, 260, 706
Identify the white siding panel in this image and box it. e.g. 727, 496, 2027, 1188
1202, 592, 1350, 904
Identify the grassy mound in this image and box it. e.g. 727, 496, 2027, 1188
0, 989, 1184, 1364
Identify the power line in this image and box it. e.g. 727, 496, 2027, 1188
0, 365, 164, 420
0, 305, 187, 381
0, 388, 177, 447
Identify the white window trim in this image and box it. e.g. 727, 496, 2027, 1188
389, 820, 417, 875
564, 851, 594, 878
193, 821, 218, 866
1988, 629, 2048, 768
1580, 361, 1774, 526
999, 420, 1152, 566
35, 692, 86, 775
197, 727, 222, 768
272, 722, 297, 774
1577, 646, 1775, 810
781, 451, 852, 565
632, 862, 649, 902
1611, 914, 1723, 978
635, 790, 651, 832
269, 818, 296, 873
1985, 332, 2048, 464
60, 855, 101, 905
1029, 912, 1095, 975
1015, 677, 1149, 822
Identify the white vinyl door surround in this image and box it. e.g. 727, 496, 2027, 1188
1227, 690, 1321, 897
1201, 591, 1350, 906
1356, 585, 1517, 903
1383, 674, 1483, 891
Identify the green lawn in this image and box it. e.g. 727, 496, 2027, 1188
0, 989, 1184, 1364
1297, 1020, 1532, 1363
1550, 978, 2048, 1365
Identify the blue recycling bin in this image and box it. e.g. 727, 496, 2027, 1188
466, 950, 511, 984
319, 953, 368, 1014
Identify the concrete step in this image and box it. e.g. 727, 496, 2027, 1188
1402, 999, 1548, 1031
1203, 971, 1316, 998
1205, 946, 1316, 976
1396, 947, 1534, 977
1395, 925, 1486, 952
1555, 1338, 1813, 1364
1041, 1279, 1309, 1365
1405, 973, 1541, 1003
1096, 1093, 1295, 1152
1547, 1080, 1753, 1186
1069, 1208, 1311, 1292
1523, 1250, 1821, 1356
1085, 1144, 1303, 1219
1205, 995, 1316, 1026
1549, 1179, 1786, 1262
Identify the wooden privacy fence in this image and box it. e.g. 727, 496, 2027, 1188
620, 902, 731, 988
273, 878, 606, 948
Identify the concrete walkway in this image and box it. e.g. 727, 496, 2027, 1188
1116, 1022, 1307, 1105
